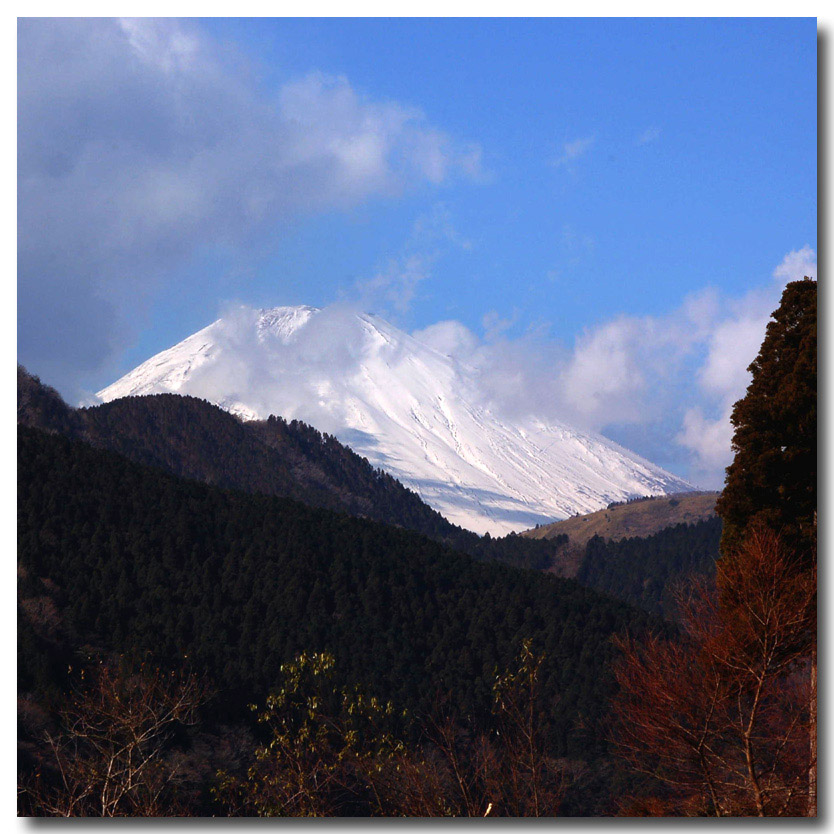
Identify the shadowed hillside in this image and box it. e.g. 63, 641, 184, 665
18, 425, 663, 812
17, 366, 564, 571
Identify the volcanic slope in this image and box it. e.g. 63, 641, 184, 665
97, 305, 694, 535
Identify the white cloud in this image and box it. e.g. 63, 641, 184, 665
412, 320, 480, 359
556, 291, 723, 432
676, 405, 735, 474
411, 248, 817, 489
552, 135, 594, 168
356, 254, 432, 316
697, 313, 766, 400
18, 18, 482, 393
354, 204, 471, 316
482, 309, 519, 342
674, 245, 818, 485
560, 317, 649, 424
773, 244, 817, 284
119, 17, 201, 73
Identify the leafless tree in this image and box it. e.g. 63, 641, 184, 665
612, 529, 815, 816
22, 660, 206, 817
376, 641, 568, 817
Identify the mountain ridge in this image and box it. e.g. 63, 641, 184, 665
523, 491, 719, 548
521, 491, 720, 579
17, 365, 562, 571
96, 305, 695, 535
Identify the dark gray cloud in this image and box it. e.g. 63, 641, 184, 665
18, 18, 481, 398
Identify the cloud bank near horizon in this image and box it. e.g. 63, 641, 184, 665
412, 246, 817, 489
18, 18, 481, 392
17, 18, 815, 493
102, 245, 814, 491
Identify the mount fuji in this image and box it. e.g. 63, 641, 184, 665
97, 305, 694, 535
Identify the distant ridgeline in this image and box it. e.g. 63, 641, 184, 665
17, 366, 564, 572
17, 366, 718, 615
522, 491, 722, 618
606, 495, 657, 509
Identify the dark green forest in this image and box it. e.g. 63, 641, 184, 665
18, 426, 666, 814
576, 519, 721, 620
17, 366, 564, 571
716, 278, 817, 559
17, 367, 731, 816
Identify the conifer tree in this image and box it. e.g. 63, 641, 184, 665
610, 278, 818, 816
716, 276, 817, 816
716, 278, 817, 560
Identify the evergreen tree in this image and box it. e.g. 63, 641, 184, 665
713, 277, 817, 815
716, 278, 817, 560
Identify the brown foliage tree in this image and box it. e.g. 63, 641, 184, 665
612, 529, 815, 816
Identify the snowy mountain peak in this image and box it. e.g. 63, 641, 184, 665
97, 305, 694, 535
256, 305, 319, 343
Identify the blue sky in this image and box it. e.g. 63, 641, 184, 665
17, 17, 817, 487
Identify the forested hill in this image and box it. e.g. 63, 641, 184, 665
18, 427, 660, 783
523, 491, 719, 549
576, 518, 722, 620
17, 366, 563, 570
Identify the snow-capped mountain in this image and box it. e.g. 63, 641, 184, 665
97, 305, 694, 536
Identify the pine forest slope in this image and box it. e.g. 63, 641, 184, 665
17, 366, 562, 571
18, 367, 720, 616
18, 426, 661, 771
576, 517, 722, 621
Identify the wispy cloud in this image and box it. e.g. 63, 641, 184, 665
551, 135, 595, 169
18, 18, 482, 395
354, 204, 471, 316
636, 126, 661, 145
561, 224, 595, 263
482, 309, 520, 342
413, 247, 817, 489
675, 245, 817, 484
773, 244, 817, 284
544, 224, 595, 284
356, 254, 433, 316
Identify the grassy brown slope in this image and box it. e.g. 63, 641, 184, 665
522, 492, 719, 576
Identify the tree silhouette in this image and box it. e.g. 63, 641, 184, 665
716, 278, 816, 560
715, 276, 817, 814
611, 278, 817, 817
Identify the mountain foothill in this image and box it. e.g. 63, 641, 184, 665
17, 364, 721, 816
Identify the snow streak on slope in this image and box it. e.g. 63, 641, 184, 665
97, 306, 694, 535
